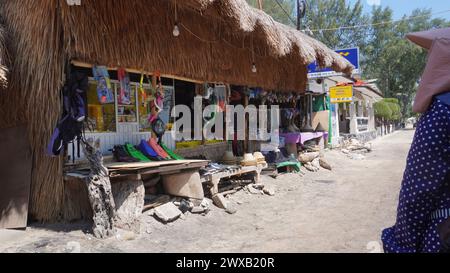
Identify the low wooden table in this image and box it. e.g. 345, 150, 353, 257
201, 165, 265, 196
64, 160, 209, 223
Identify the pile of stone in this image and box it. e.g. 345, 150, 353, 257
145, 195, 211, 224
243, 183, 276, 196
297, 152, 332, 172
341, 139, 372, 160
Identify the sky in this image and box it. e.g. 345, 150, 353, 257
356, 0, 450, 20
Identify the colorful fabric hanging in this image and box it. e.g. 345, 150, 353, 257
118, 68, 131, 105
92, 66, 114, 104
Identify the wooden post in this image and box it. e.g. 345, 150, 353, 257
82, 138, 116, 239
257, 0, 263, 10
151, 74, 158, 139
244, 91, 249, 153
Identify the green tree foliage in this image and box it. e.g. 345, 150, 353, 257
365, 8, 449, 118
246, 0, 450, 119
374, 98, 402, 121
374, 101, 392, 120
246, 0, 295, 26
305, 0, 369, 49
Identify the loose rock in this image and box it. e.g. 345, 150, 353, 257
247, 185, 262, 194
212, 193, 228, 209
319, 158, 332, 171
252, 184, 265, 190
154, 202, 182, 223
298, 152, 320, 163
263, 186, 276, 196
225, 204, 237, 214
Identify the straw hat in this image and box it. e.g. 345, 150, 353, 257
253, 152, 267, 166
241, 153, 258, 166
406, 27, 450, 112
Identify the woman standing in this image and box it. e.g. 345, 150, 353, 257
382, 28, 450, 253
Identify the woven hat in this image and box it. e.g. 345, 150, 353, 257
253, 152, 267, 167
241, 153, 258, 166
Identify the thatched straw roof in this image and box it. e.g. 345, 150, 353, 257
0, 18, 8, 89
182, 0, 353, 73
0, 0, 353, 222
60, 0, 353, 92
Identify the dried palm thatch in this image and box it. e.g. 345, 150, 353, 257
60, 0, 353, 91
0, 16, 8, 89
0, 0, 66, 222
0, 0, 353, 222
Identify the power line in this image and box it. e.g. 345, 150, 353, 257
274, 0, 297, 26
309, 9, 450, 32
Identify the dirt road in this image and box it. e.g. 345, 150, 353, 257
0, 130, 414, 253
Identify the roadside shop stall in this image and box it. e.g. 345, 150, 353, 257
0, 0, 353, 230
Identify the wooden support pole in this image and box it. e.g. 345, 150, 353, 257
257, 0, 263, 10
244, 91, 249, 153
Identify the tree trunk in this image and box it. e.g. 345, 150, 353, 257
82, 139, 116, 239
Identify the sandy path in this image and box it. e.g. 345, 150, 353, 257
0, 130, 414, 253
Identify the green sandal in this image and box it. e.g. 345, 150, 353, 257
160, 142, 184, 160
124, 143, 151, 162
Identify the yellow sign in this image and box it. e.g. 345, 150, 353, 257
329, 85, 353, 103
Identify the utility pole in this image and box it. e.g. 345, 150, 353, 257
297, 0, 307, 31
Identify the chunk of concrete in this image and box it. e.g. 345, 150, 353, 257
112, 179, 145, 233
263, 185, 276, 196
247, 185, 262, 195
162, 171, 204, 200
252, 184, 265, 190
212, 193, 229, 209
225, 203, 237, 214
154, 202, 182, 223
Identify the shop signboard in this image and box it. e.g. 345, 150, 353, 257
330, 85, 353, 103
307, 47, 360, 78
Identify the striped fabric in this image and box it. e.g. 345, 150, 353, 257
431, 209, 450, 220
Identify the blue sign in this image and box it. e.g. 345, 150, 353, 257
307, 47, 360, 78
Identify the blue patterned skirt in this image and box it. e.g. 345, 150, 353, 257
382, 97, 450, 253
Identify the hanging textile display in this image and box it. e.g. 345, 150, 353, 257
148, 72, 164, 124
118, 68, 132, 105
92, 66, 114, 104
139, 73, 149, 107
47, 67, 88, 158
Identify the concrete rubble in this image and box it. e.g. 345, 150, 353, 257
153, 202, 182, 223
263, 185, 276, 196
341, 138, 373, 160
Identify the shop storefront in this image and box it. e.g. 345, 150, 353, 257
0, 0, 354, 223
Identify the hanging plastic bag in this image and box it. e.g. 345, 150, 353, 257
148, 71, 164, 124
92, 66, 114, 104
118, 67, 131, 105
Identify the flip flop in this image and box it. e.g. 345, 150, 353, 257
138, 140, 164, 161
125, 143, 151, 162
160, 142, 184, 160
148, 138, 170, 159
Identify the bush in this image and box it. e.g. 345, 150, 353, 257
374, 98, 401, 121
374, 101, 392, 120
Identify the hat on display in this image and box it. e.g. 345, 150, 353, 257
241, 153, 258, 167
